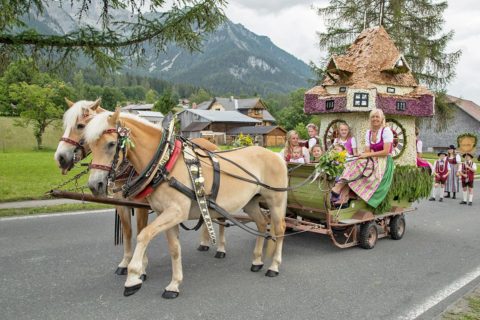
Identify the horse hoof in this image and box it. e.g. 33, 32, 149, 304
124, 283, 142, 297
250, 264, 264, 272
214, 251, 226, 259
139, 274, 147, 282
115, 267, 127, 275
162, 290, 179, 299
265, 270, 279, 277
197, 245, 209, 252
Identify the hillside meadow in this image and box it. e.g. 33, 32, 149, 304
0, 117, 64, 152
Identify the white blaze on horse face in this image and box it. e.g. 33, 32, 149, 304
88, 168, 109, 196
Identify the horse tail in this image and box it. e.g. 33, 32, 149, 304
265, 221, 276, 258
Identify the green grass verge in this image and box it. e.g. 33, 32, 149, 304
0, 151, 92, 202
0, 117, 64, 152
0, 203, 112, 217
443, 293, 480, 320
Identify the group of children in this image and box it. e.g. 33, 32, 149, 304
287, 122, 357, 164
430, 145, 476, 206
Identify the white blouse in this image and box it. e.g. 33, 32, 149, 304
365, 127, 394, 147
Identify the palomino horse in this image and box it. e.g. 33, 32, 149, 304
85, 110, 288, 298
54, 99, 225, 279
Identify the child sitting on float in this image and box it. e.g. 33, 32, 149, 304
305, 123, 320, 151
311, 144, 323, 162
289, 146, 305, 164
333, 122, 358, 157
279, 130, 310, 163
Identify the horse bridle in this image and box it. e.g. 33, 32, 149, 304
59, 137, 88, 162
89, 128, 128, 187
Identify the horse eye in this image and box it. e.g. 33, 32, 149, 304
77, 124, 85, 130
107, 141, 116, 149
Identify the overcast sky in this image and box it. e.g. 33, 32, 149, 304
225, 0, 480, 103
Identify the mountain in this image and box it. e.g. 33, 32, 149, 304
21, 3, 314, 95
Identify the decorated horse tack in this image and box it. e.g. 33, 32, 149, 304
84, 109, 289, 298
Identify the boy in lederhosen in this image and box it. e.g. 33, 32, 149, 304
458, 153, 477, 206
429, 151, 450, 202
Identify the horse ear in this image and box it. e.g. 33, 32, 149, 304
162, 112, 173, 130
91, 98, 102, 110
108, 108, 121, 126
64, 97, 74, 108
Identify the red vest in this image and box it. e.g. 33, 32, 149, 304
461, 161, 475, 182
435, 160, 448, 175
447, 155, 458, 164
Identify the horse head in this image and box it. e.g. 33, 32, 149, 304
54, 98, 103, 174
85, 108, 123, 196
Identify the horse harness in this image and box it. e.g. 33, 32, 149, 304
88, 116, 271, 245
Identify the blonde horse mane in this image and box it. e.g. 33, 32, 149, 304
63, 100, 99, 130
84, 111, 160, 144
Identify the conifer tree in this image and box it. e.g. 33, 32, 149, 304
316, 0, 461, 89
0, 0, 226, 71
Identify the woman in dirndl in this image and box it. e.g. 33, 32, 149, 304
331, 109, 394, 208
445, 144, 461, 199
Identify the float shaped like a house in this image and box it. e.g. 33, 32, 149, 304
305, 26, 434, 165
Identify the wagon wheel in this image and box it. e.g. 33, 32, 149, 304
385, 118, 406, 159
359, 221, 378, 249
324, 120, 346, 151
389, 215, 406, 240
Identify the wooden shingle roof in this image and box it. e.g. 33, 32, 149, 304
323, 26, 418, 88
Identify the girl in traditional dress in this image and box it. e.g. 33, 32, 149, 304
279, 130, 310, 163
305, 123, 320, 150
445, 145, 461, 199
458, 153, 477, 206
333, 122, 358, 156
429, 151, 450, 202
330, 109, 394, 208
415, 127, 431, 171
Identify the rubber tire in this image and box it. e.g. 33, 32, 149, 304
359, 221, 378, 249
389, 215, 406, 240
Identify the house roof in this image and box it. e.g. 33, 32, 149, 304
323, 26, 420, 88
136, 111, 164, 123
263, 110, 276, 122
136, 111, 164, 118
121, 104, 154, 111
184, 109, 261, 123
446, 95, 480, 122
182, 121, 210, 132
197, 97, 264, 111
227, 126, 286, 135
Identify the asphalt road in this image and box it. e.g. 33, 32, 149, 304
1, 194, 479, 320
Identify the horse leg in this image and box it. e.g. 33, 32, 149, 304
135, 208, 150, 281
263, 195, 287, 277
124, 207, 187, 297
115, 206, 132, 275
214, 224, 226, 259
244, 198, 268, 271
197, 224, 210, 252
163, 225, 183, 299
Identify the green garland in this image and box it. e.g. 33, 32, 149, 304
457, 133, 478, 148
368, 165, 432, 214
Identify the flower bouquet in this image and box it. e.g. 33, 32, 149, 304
314, 149, 348, 180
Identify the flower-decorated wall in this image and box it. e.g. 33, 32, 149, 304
377, 93, 434, 117
304, 94, 347, 114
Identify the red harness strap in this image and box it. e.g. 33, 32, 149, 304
135, 139, 182, 200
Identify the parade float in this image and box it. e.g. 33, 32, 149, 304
285, 26, 434, 248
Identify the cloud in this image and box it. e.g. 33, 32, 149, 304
232, 0, 328, 14
226, 2, 327, 64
